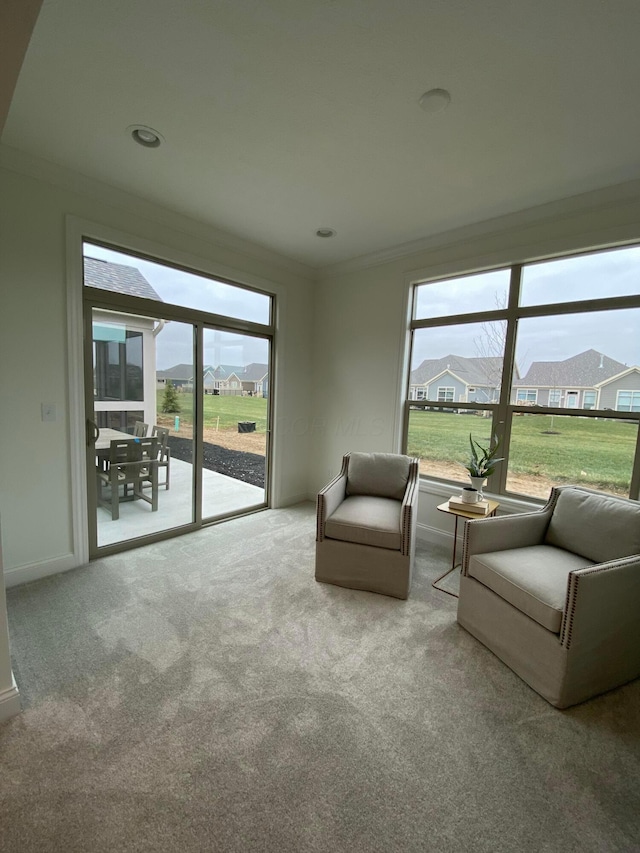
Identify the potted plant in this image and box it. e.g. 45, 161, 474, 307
464, 433, 504, 497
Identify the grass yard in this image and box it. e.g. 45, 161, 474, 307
158, 392, 268, 432
407, 410, 636, 496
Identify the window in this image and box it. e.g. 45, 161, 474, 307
617, 391, 640, 412
405, 245, 640, 500
93, 325, 143, 401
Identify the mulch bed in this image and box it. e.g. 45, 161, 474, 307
168, 436, 265, 488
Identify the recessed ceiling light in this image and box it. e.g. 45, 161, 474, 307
316, 228, 337, 238
128, 125, 164, 148
418, 89, 451, 114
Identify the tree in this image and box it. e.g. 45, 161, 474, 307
473, 291, 507, 403
161, 380, 181, 413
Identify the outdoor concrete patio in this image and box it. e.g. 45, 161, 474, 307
97, 457, 265, 547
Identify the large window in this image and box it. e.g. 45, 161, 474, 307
405, 244, 640, 500
617, 391, 640, 413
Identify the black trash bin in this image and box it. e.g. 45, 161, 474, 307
238, 421, 256, 433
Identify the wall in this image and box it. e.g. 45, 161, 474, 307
312, 181, 640, 543
0, 146, 314, 581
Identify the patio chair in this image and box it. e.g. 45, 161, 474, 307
315, 451, 419, 599
151, 426, 171, 489
457, 485, 640, 708
134, 421, 149, 437
97, 437, 159, 520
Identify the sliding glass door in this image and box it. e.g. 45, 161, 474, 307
82, 241, 273, 557
87, 307, 196, 552
201, 328, 269, 520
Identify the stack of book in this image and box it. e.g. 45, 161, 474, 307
448, 495, 491, 515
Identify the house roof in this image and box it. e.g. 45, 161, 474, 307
410, 356, 504, 388
84, 257, 162, 301
208, 364, 246, 380
157, 364, 192, 381
514, 350, 628, 388
241, 363, 269, 382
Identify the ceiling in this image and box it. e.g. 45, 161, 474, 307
3, 0, 640, 269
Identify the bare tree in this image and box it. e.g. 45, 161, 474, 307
473, 291, 507, 403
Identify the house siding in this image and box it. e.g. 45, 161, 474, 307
600, 373, 640, 409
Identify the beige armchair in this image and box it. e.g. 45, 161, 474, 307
457, 485, 640, 708
315, 451, 419, 599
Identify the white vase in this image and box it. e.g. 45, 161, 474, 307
469, 476, 486, 498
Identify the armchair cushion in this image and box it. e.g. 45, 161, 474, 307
469, 545, 595, 633
346, 452, 411, 501
545, 488, 640, 563
325, 495, 402, 551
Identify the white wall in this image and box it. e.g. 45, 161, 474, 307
0, 146, 314, 580
312, 181, 640, 540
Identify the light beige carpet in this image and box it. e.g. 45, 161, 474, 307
2, 502, 639, 852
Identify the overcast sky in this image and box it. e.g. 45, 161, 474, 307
413, 246, 640, 374
85, 241, 639, 374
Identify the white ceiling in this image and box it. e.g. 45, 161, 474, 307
4, 0, 640, 268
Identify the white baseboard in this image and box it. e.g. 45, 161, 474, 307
417, 523, 457, 548
0, 674, 21, 722
278, 493, 313, 508
3, 553, 80, 588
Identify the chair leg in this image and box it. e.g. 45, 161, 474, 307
151, 466, 159, 511
110, 475, 120, 521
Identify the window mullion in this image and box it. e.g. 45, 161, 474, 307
492, 264, 521, 495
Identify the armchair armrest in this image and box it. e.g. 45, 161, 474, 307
316, 457, 349, 541
560, 554, 640, 650
461, 508, 552, 575
400, 458, 420, 556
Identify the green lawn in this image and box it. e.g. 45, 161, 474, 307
158, 393, 268, 432
407, 410, 636, 493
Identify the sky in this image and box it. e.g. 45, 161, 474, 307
413, 246, 640, 374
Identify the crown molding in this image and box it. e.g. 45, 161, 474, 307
0, 144, 316, 283
319, 179, 640, 279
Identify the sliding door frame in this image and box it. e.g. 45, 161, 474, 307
69, 221, 276, 562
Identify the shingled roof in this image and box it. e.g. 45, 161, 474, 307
410, 355, 505, 387
156, 364, 193, 381
241, 363, 269, 382
514, 350, 627, 388
84, 257, 162, 301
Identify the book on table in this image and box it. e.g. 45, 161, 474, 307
448, 496, 491, 515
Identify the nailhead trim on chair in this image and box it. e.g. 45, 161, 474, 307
401, 459, 419, 557
560, 556, 640, 648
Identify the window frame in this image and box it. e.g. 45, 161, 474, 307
516, 389, 537, 404
404, 245, 640, 501
617, 390, 640, 413
437, 386, 455, 403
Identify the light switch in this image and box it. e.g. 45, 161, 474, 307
41, 403, 56, 422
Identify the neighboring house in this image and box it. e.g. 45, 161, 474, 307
86, 257, 164, 431
409, 355, 507, 405
239, 363, 269, 397
160, 362, 270, 397
204, 364, 246, 394
512, 349, 640, 411
156, 363, 194, 390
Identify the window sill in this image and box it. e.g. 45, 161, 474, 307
418, 476, 544, 515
